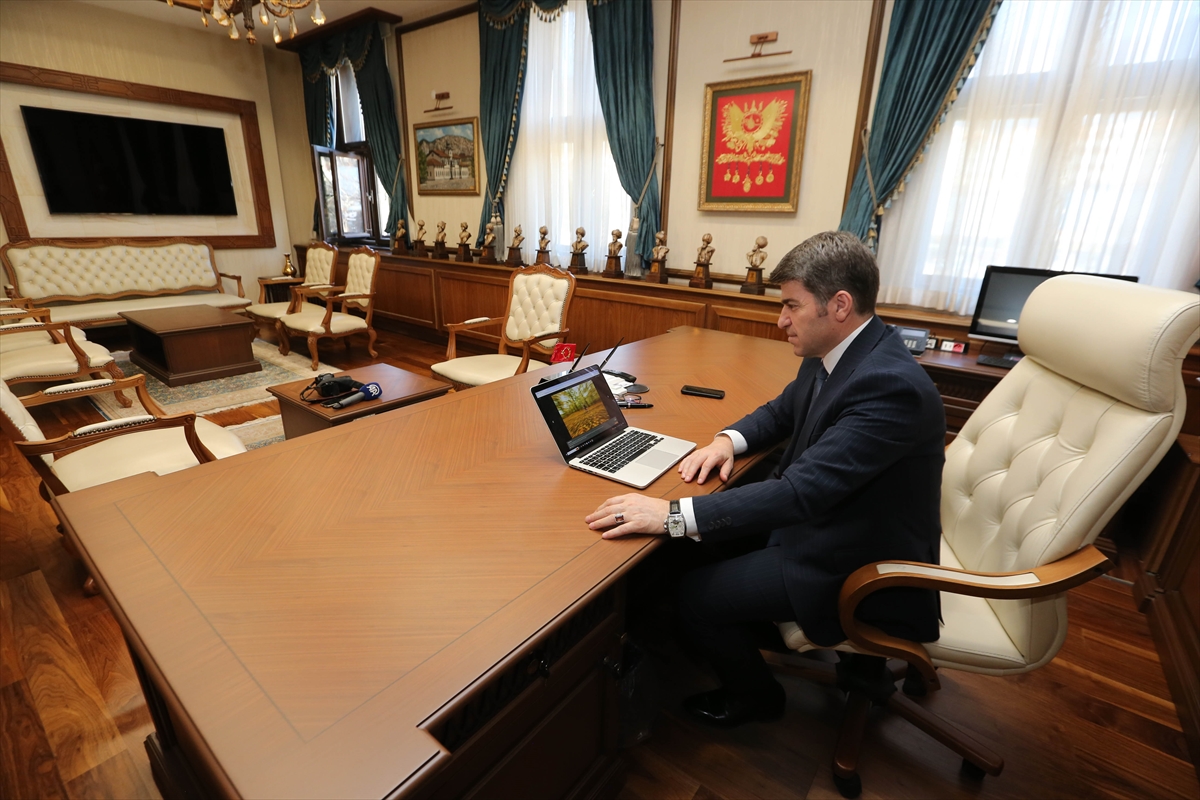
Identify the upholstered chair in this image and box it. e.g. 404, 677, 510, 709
244, 242, 339, 329
768, 275, 1199, 798
432, 263, 575, 388
0, 306, 87, 353
0, 374, 245, 497
277, 246, 381, 371
0, 320, 130, 407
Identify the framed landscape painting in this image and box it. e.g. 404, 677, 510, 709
413, 117, 480, 196
698, 71, 811, 213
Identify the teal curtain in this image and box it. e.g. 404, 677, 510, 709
352, 27, 407, 240
840, 0, 996, 240
587, 0, 660, 262
300, 45, 334, 236
475, 1, 566, 245
300, 24, 409, 240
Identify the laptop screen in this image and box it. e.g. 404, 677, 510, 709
531, 366, 627, 459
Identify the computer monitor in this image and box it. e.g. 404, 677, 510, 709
968, 266, 1138, 345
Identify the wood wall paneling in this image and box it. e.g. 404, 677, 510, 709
376, 263, 438, 328
0, 62, 275, 250
572, 287, 705, 350
436, 269, 512, 347
709, 304, 787, 342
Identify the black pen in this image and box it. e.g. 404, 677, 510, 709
618, 401, 653, 408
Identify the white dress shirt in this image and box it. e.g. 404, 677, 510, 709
678, 316, 875, 539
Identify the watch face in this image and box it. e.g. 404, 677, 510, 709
667, 515, 686, 537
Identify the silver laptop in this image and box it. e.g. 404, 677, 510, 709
531, 365, 695, 489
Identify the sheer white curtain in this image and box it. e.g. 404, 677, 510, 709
877, 0, 1200, 314
504, 0, 630, 269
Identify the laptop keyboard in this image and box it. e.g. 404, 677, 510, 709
579, 430, 663, 473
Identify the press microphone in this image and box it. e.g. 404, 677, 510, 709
328, 382, 382, 409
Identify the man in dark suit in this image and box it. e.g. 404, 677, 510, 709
586, 231, 945, 726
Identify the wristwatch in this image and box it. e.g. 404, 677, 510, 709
664, 499, 687, 538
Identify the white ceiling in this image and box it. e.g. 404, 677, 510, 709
77, 0, 469, 39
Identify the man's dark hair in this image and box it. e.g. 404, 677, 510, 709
769, 231, 879, 315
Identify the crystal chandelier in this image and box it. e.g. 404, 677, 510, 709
168, 0, 326, 45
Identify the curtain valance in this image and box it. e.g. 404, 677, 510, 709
299, 23, 374, 83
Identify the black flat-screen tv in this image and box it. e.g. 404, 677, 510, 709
969, 266, 1139, 344
20, 106, 237, 216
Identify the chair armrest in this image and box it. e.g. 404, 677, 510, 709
15, 411, 216, 464
289, 284, 343, 314
295, 284, 344, 297
0, 307, 51, 323
443, 317, 503, 360
218, 272, 245, 298
20, 374, 164, 416
835, 545, 1112, 688
513, 328, 571, 376
0, 321, 88, 364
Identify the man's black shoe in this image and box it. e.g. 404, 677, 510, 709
682, 684, 786, 728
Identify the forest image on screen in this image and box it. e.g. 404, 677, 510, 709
552, 382, 608, 439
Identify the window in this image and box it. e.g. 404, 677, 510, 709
314, 62, 391, 243
504, 0, 631, 269
876, 0, 1199, 314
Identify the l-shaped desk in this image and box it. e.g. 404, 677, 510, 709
53, 327, 799, 799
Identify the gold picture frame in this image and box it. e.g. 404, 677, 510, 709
413, 116, 481, 196
698, 71, 811, 213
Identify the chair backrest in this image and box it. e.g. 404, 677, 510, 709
0, 380, 45, 445
501, 264, 575, 355
305, 242, 338, 287
942, 275, 1198, 665
342, 247, 381, 310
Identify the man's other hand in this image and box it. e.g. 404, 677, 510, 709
586, 494, 670, 539
678, 435, 735, 485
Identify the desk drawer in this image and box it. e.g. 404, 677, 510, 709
412, 588, 623, 800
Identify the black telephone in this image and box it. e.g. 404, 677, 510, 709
893, 325, 931, 355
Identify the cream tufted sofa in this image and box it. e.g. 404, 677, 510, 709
772, 275, 1199, 795
1, 238, 249, 327
432, 263, 575, 388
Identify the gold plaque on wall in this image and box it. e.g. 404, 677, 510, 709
698, 71, 811, 213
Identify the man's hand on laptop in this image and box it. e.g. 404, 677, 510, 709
586, 494, 669, 539
678, 435, 736, 485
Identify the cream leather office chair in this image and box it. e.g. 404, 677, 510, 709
244, 241, 339, 329
432, 263, 575, 388
277, 246, 381, 370
769, 275, 1199, 798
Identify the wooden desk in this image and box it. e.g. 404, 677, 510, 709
52, 327, 798, 800
266, 363, 451, 439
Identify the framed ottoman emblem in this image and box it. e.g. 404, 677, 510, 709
698, 71, 811, 213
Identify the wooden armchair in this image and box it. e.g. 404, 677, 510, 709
245, 241, 339, 329
766, 276, 1199, 797
0, 374, 246, 497
0, 319, 130, 407
431, 263, 576, 389
277, 246, 381, 370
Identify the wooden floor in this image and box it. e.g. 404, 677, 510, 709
1, 325, 1197, 800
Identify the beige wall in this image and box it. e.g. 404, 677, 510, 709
400, 12, 486, 240
0, 1, 295, 284
393, 1, 873, 283
663, 0, 874, 284
263, 46, 318, 251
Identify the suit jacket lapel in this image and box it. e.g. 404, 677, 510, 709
776, 358, 822, 471
794, 316, 887, 454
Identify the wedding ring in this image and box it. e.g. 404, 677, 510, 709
615, 512, 625, 523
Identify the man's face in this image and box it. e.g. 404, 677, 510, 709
777, 280, 837, 358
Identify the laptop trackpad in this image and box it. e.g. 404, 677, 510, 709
636, 450, 679, 470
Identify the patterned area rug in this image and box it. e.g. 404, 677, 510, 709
91, 340, 335, 450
